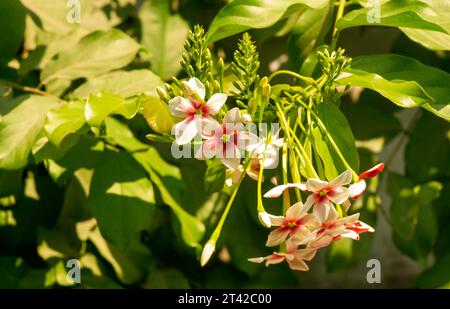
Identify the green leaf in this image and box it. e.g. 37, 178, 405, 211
204, 159, 226, 196
0, 0, 26, 65
73, 69, 163, 99
0, 169, 23, 198
44, 100, 86, 146
143, 96, 175, 134
102, 118, 204, 248
338, 54, 450, 120
406, 112, 450, 183
86, 93, 141, 127
206, 0, 330, 42
287, 3, 333, 70
312, 102, 359, 180
0, 95, 57, 170
138, 0, 189, 80
134, 150, 205, 248
388, 173, 441, 261
40, 30, 140, 84
89, 151, 155, 248
20, 0, 121, 34
337, 0, 447, 33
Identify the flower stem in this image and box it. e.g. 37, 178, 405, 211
268, 70, 316, 85
208, 156, 252, 243
297, 101, 359, 181
330, 0, 346, 50
5, 81, 63, 103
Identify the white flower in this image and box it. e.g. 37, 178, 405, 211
248, 129, 284, 169
169, 78, 227, 145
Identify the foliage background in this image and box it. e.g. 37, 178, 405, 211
0, 0, 449, 288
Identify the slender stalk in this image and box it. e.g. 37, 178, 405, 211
268, 70, 316, 85
275, 102, 319, 178
330, 0, 346, 50
5, 81, 63, 103
257, 155, 266, 213
209, 156, 252, 242
297, 100, 358, 181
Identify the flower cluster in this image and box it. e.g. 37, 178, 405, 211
169, 77, 279, 172
248, 164, 384, 271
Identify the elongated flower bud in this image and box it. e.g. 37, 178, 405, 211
200, 241, 215, 267
156, 86, 168, 101
258, 211, 271, 228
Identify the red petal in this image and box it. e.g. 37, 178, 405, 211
359, 163, 384, 180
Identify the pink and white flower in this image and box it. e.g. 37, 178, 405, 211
265, 202, 316, 247
303, 170, 352, 221
248, 129, 284, 169
196, 108, 257, 169
308, 206, 374, 249
169, 78, 227, 145
248, 238, 317, 271
348, 163, 385, 199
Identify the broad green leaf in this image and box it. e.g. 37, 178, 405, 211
207, 0, 330, 42
204, 159, 226, 196
287, 3, 333, 70
81, 221, 152, 285
338, 54, 450, 120
86, 93, 141, 127
0, 0, 26, 65
89, 151, 155, 248
44, 100, 86, 146
20, 0, 121, 34
102, 118, 204, 248
394, 0, 450, 50
388, 173, 441, 261
406, 112, 450, 182
40, 30, 140, 84
143, 96, 175, 134
73, 70, 163, 98
138, 0, 189, 80
341, 90, 402, 141
337, 0, 447, 33
0, 95, 57, 170
134, 150, 205, 248
312, 102, 359, 180
0, 169, 23, 197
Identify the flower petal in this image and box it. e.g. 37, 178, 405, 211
295, 248, 317, 261
329, 169, 352, 187
169, 96, 194, 118
247, 257, 265, 264
286, 202, 307, 221
205, 93, 227, 115
359, 163, 384, 180
336, 213, 360, 225
349, 180, 366, 199
268, 215, 285, 227
263, 183, 307, 198
287, 258, 309, 271
186, 77, 205, 99
265, 254, 286, 266
306, 178, 328, 192
173, 118, 198, 145
328, 187, 349, 204
223, 107, 241, 125
314, 202, 336, 224
266, 228, 289, 247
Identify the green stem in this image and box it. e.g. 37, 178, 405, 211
257, 155, 266, 213
275, 102, 319, 179
5, 81, 63, 103
297, 101, 359, 181
209, 157, 252, 243
268, 70, 316, 85
330, 0, 346, 50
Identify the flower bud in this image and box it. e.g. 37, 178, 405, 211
182, 81, 194, 96
259, 76, 268, 88
241, 113, 252, 124
262, 84, 271, 97
156, 86, 168, 101
258, 211, 271, 228
200, 241, 215, 267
